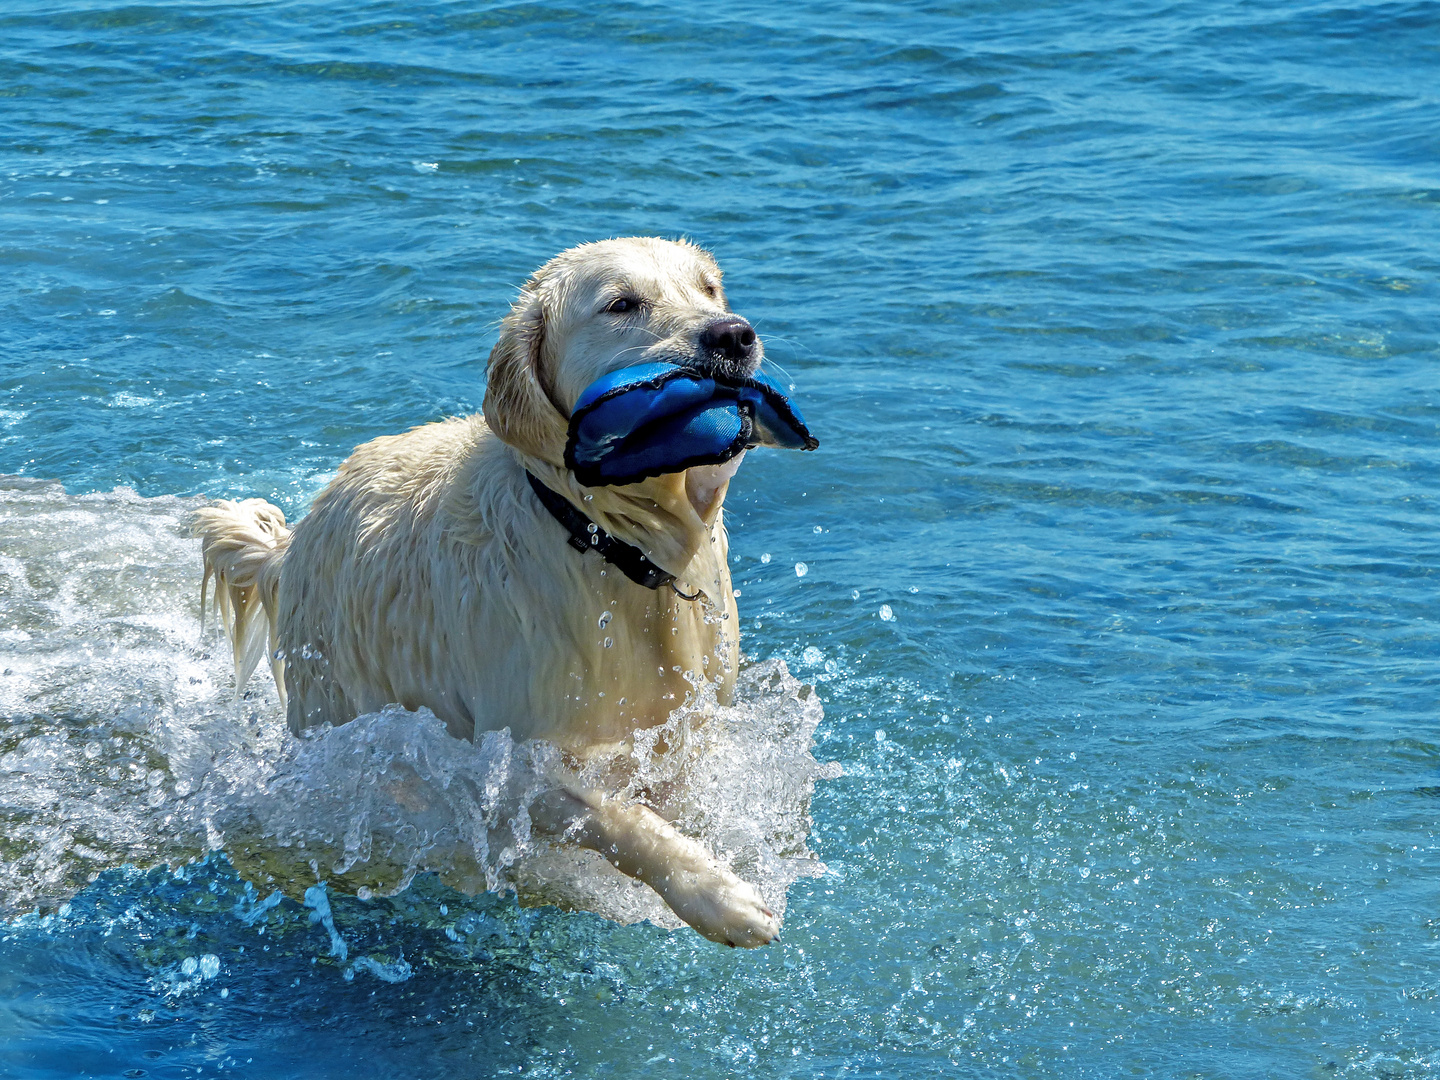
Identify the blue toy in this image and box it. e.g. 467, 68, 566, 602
564, 362, 819, 487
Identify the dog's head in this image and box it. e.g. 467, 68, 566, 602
484, 237, 763, 464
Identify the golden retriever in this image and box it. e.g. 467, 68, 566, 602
193, 237, 793, 947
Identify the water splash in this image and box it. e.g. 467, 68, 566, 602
0, 476, 836, 934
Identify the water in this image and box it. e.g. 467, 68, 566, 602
3, 0, 1440, 1075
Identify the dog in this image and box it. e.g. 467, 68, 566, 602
193, 237, 794, 947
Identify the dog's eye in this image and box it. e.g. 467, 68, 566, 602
605, 297, 637, 314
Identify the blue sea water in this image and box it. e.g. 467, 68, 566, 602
3, 0, 1440, 1076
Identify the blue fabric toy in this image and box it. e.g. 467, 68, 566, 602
564, 362, 819, 487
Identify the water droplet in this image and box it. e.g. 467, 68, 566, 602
794, 562, 808, 578
879, 604, 894, 621
874, 729, 886, 742
908, 586, 919, 593
618, 697, 626, 706
181, 957, 198, 976
199, 954, 220, 979
1079, 867, 1091, 879
760, 553, 771, 564
356, 886, 372, 900
439, 904, 448, 915
603, 637, 613, 648
851, 589, 860, 601
590, 534, 599, 545
813, 525, 822, 533
84, 741, 101, 760
802, 646, 824, 666
587, 522, 598, 534
598, 611, 613, 630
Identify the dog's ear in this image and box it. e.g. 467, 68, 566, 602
484, 276, 570, 462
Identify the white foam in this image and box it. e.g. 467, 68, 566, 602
0, 475, 836, 934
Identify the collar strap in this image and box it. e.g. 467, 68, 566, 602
526, 471, 686, 594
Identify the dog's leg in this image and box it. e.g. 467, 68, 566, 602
530, 788, 778, 948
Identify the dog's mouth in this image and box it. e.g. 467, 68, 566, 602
644, 350, 760, 384
701, 354, 763, 381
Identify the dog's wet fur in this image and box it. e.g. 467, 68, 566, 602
194, 238, 780, 946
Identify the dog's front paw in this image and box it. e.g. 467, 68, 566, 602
656, 861, 778, 948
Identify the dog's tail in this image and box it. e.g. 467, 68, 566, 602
191, 498, 291, 704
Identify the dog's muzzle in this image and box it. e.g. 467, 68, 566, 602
698, 315, 760, 378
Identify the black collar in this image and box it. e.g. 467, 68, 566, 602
526, 472, 698, 598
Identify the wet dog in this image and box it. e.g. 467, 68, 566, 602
193, 238, 781, 946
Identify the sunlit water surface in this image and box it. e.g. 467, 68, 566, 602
3, 0, 1440, 1076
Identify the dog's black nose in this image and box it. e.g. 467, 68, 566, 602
699, 316, 758, 369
